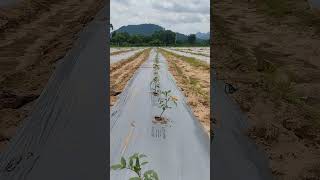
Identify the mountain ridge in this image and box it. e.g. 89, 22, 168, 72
113, 24, 209, 40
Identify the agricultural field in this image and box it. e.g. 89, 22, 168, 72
110, 47, 210, 179
110, 47, 146, 64
172, 47, 210, 57
110, 47, 210, 132
164, 47, 210, 64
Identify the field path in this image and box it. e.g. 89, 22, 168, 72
110, 48, 210, 179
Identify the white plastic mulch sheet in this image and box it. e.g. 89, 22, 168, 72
110, 49, 210, 180
163, 47, 210, 64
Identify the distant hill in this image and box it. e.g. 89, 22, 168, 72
196, 32, 210, 40
176, 32, 188, 41
113, 23, 208, 43
115, 24, 164, 36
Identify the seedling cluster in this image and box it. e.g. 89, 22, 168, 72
150, 53, 161, 96
151, 50, 178, 122
157, 90, 178, 120
111, 153, 159, 180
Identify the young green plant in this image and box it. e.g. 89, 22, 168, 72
157, 90, 178, 119
111, 153, 159, 180
153, 63, 160, 71
150, 75, 160, 95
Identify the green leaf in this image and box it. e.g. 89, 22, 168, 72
132, 153, 139, 159
141, 161, 148, 166
129, 177, 141, 180
121, 157, 126, 168
136, 157, 140, 167
139, 154, 147, 158
110, 164, 122, 170
129, 157, 133, 168
144, 170, 159, 180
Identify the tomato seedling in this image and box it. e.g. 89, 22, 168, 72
150, 75, 160, 95
157, 90, 178, 119
111, 153, 159, 180
153, 63, 160, 71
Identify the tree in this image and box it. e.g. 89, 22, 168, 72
149, 39, 162, 46
112, 32, 127, 46
163, 30, 176, 46
187, 34, 196, 45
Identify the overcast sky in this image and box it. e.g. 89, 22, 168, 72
110, 0, 210, 35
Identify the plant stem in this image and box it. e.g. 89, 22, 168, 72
160, 109, 165, 118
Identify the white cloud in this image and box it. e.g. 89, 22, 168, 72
110, 0, 210, 35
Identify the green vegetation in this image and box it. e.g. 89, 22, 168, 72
111, 30, 209, 47
150, 52, 161, 95
158, 90, 178, 118
150, 76, 160, 95
111, 153, 159, 180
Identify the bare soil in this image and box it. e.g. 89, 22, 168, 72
160, 49, 210, 135
153, 116, 169, 125
110, 49, 151, 106
213, 0, 320, 179
0, 0, 104, 152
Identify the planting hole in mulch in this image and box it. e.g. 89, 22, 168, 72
152, 116, 168, 124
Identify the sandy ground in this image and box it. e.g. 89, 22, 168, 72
0, 0, 104, 152
110, 48, 151, 106
160, 48, 210, 135
213, 0, 320, 179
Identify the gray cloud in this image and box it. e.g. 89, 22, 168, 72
111, 0, 209, 34
159, 14, 202, 24
151, 1, 209, 14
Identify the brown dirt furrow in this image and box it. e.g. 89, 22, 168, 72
0, 0, 104, 152
110, 48, 151, 106
160, 49, 210, 135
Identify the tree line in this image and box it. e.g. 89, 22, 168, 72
110, 30, 209, 47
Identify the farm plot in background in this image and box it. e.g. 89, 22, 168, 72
110, 48, 151, 105
164, 47, 210, 64
110, 47, 147, 64
173, 47, 210, 57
